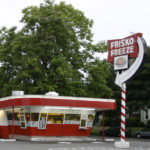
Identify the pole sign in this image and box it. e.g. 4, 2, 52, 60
107, 33, 146, 145
107, 33, 146, 87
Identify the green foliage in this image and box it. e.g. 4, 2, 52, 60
146, 120, 150, 128
85, 59, 113, 98
126, 118, 140, 127
0, 0, 112, 98
102, 117, 120, 126
137, 121, 145, 127
127, 47, 150, 115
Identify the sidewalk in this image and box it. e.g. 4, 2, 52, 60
0, 135, 115, 142
31, 136, 98, 142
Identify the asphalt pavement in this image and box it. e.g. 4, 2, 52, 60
0, 136, 149, 150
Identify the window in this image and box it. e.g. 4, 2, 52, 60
31, 113, 39, 121
25, 113, 30, 121
20, 113, 26, 128
65, 114, 80, 121
80, 119, 86, 128
14, 113, 20, 121
38, 113, 47, 129
7, 112, 12, 120
47, 113, 64, 124
144, 110, 149, 120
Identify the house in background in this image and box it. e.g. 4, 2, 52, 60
140, 109, 150, 124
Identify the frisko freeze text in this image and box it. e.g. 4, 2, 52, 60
110, 37, 134, 57
107, 33, 142, 62
111, 46, 134, 57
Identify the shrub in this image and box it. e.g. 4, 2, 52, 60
126, 118, 139, 127
137, 121, 145, 127
146, 120, 150, 128
101, 117, 120, 126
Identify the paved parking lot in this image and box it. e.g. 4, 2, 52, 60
0, 138, 150, 150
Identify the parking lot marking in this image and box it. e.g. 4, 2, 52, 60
91, 142, 103, 144
48, 146, 149, 150
58, 142, 71, 144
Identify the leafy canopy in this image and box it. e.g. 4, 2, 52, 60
0, 0, 112, 98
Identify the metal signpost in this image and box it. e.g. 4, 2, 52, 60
107, 33, 147, 148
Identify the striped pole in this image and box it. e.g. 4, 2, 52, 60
121, 83, 126, 141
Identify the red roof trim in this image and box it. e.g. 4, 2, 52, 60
0, 97, 116, 110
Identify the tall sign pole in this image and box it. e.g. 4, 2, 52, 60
107, 33, 146, 148
121, 83, 126, 141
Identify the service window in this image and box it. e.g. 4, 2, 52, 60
47, 113, 64, 124
31, 113, 39, 121
14, 113, 20, 121
25, 113, 31, 127
25, 113, 30, 121
80, 119, 86, 128
80, 114, 87, 128
38, 113, 47, 129
20, 113, 27, 128
87, 114, 95, 127
65, 114, 81, 124
31, 113, 39, 127
7, 112, 12, 120
65, 114, 81, 121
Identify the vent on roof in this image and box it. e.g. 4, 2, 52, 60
45, 91, 59, 96
12, 91, 24, 96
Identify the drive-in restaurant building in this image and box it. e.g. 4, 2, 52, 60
0, 91, 116, 139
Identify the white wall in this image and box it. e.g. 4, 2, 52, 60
0, 110, 8, 126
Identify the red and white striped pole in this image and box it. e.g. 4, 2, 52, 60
121, 83, 126, 141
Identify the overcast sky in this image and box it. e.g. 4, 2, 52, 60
0, 0, 150, 45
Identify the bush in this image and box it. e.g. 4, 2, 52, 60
137, 121, 145, 127
101, 117, 120, 126
126, 118, 139, 127
146, 120, 150, 128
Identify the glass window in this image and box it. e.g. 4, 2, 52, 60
144, 110, 149, 120
39, 113, 47, 129
14, 113, 20, 121
7, 112, 12, 120
80, 119, 86, 128
25, 113, 30, 121
47, 113, 64, 124
20, 116, 25, 121
21, 122, 26, 128
65, 114, 81, 121
31, 113, 39, 121
40, 113, 47, 120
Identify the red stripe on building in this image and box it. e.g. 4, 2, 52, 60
0, 98, 116, 110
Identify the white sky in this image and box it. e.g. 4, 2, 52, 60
0, 0, 150, 45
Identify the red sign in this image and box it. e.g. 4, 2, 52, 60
107, 33, 142, 62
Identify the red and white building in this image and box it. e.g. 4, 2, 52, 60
0, 91, 116, 139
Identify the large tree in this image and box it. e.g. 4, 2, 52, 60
0, 0, 112, 98
126, 47, 150, 116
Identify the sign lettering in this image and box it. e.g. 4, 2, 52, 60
107, 33, 142, 62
